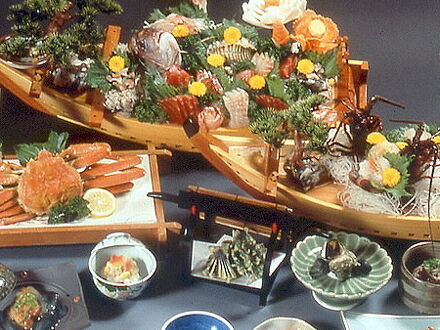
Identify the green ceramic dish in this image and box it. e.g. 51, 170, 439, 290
291, 231, 393, 311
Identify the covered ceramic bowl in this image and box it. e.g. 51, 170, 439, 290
88, 232, 157, 300
400, 241, 440, 314
161, 311, 234, 330
0, 263, 16, 310
291, 231, 392, 311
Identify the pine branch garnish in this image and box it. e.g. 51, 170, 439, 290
284, 94, 327, 151
249, 107, 289, 148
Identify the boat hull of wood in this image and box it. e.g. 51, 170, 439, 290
0, 60, 260, 153
186, 122, 440, 241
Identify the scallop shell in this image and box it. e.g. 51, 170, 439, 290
223, 88, 249, 128
251, 52, 274, 77
207, 38, 256, 64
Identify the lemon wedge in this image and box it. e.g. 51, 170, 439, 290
83, 188, 116, 217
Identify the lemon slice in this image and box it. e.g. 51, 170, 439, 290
83, 188, 116, 217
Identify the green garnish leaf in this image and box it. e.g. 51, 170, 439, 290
422, 257, 440, 270
84, 61, 112, 93
48, 196, 91, 224
303, 49, 340, 78
381, 153, 413, 198
14, 131, 69, 166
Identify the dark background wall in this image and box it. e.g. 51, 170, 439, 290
0, 0, 439, 150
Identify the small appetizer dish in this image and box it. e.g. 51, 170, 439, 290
253, 317, 316, 330
0, 262, 90, 330
291, 231, 392, 311
161, 311, 234, 330
400, 241, 440, 314
88, 232, 157, 300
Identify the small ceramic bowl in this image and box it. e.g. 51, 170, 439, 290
400, 241, 440, 314
291, 231, 393, 311
161, 311, 234, 330
88, 232, 157, 301
253, 317, 316, 330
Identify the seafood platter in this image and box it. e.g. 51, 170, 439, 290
0, 0, 366, 153
0, 131, 180, 247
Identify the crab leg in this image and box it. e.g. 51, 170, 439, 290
105, 182, 135, 195
83, 167, 145, 189
0, 213, 35, 225
80, 155, 142, 179
0, 199, 18, 212
0, 189, 17, 205
60, 143, 112, 168
0, 205, 26, 218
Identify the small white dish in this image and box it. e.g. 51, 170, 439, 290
88, 232, 157, 300
253, 317, 317, 330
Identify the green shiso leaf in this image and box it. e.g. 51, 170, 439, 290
84, 61, 112, 92
48, 196, 91, 224
303, 49, 340, 78
380, 153, 413, 198
14, 131, 69, 166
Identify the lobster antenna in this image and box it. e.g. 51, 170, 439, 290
367, 95, 406, 111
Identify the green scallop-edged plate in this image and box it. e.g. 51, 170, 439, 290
291, 232, 393, 311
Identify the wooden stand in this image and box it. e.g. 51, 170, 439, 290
178, 186, 312, 306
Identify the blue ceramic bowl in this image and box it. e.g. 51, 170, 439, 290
161, 311, 234, 330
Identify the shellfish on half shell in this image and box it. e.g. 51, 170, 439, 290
251, 52, 274, 77
223, 88, 249, 128
129, 28, 182, 72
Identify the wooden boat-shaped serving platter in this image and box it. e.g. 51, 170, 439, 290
0, 58, 257, 153
0, 146, 181, 247
186, 120, 440, 242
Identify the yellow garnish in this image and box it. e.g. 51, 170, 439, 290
207, 54, 226, 67
108, 56, 125, 73
248, 75, 266, 90
83, 188, 116, 217
308, 19, 327, 37
366, 132, 386, 145
172, 24, 190, 37
264, 0, 280, 7
381, 168, 401, 187
224, 27, 242, 43
395, 141, 408, 150
433, 136, 440, 144
188, 81, 207, 97
296, 59, 314, 74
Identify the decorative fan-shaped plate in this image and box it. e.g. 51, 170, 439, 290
291, 231, 393, 311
